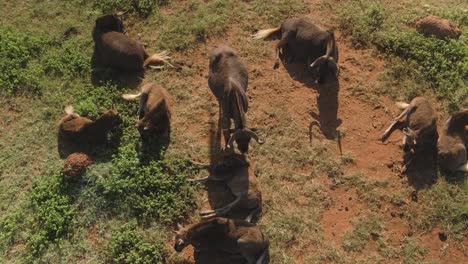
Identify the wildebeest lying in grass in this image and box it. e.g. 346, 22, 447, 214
93, 14, 173, 72
189, 155, 262, 223
381, 97, 438, 155
58, 106, 121, 157
208, 45, 264, 153
174, 217, 269, 264
438, 109, 468, 172
253, 18, 339, 83
122, 82, 171, 137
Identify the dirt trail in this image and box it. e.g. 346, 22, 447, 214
173, 0, 467, 263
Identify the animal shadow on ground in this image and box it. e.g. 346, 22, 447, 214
137, 127, 171, 163
57, 124, 123, 163
402, 144, 438, 190
280, 53, 342, 140
192, 116, 257, 264
91, 51, 143, 89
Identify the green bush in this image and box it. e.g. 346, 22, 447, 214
42, 40, 90, 79
0, 212, 23, 254
110, 222, 165, 264
0, 27, 45, 95
73, 84, 118, 116
101, 142, 196, 223
26, 170, 73, 257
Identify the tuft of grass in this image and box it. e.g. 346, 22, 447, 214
342, 213, 384, 252
0, 211, 23, 254
251, 0, 309, 26
405, 178, 468, 240
109, 222, 165, 264
400, 238, 427, 264
92, 0, 167, 17
157, 0, 234, 51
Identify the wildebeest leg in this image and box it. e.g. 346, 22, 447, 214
220, 102, 232, 149
274, 31, 293, 69
199, 195, 242, 218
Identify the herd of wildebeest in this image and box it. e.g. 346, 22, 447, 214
54, 14, 467, 263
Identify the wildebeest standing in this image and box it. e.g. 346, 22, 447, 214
208, 45, 264, 153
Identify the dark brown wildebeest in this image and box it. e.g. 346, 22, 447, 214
93, 14, 172, 72
208, 45, 264, 153
173, 217, 269, 264
253, 18, 339, 83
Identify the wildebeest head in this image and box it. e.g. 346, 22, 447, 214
309, 31, 339, 83
228, 128, 264, 154
208, 45, 236, 71
93, 15, 124, 40
98, 109, 122, 128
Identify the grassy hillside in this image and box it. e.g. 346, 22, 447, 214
0, 0, 466, 263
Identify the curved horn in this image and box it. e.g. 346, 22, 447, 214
244, 128, 265, 144
227, 129, 242, 149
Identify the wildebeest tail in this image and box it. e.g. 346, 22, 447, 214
252, 26, 281, 40
143, 51, 175, 68
122, 92, 142, 100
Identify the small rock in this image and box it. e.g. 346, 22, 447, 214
345, 207, 349, 211
407, 231, 414, 237
411, 191, 418, 202
416, 15, 461, 39
390, 212, 397, 217
438, 232, 448, 242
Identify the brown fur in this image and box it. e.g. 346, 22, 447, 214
174, 217, 269, 264
93, 15, 169, 72
208, 46, 263, 153
253, 18, 339, 83
122, 82, 172, 136
438, 109, 468, 172
58, 108, 121, 154
381, 97, 438, 153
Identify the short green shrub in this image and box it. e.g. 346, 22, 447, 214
338, 2, 386, 47
0, 27, 45, 95
26, 170, 73, 257
73, 84, 119, 116
42, 40, 90, 79
158, 0, 234, 50
0, 211, 23, 254
101, 142, 197, 223
110, 222, 165, 264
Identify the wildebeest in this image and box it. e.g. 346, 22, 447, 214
253, 18, 339, 83
381, 97, 438, 154
58, 106, 121, 156
93, 14, 172, 72
208, 45, 264, 153
189, 156, 262, 222
122, 82, 171, 136
174, 217, 269, 264
438, 109, 468, 172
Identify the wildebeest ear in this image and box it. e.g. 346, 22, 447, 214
209, 53, 222, 69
